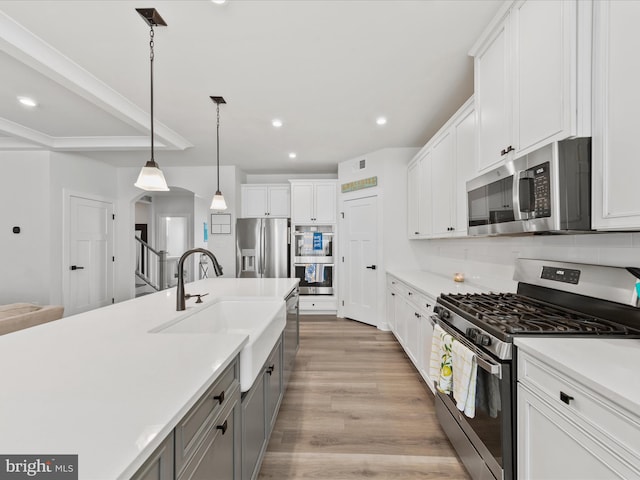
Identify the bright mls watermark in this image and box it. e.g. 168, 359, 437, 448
0, 456, 77, 480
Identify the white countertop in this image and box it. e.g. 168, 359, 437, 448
515, 337, 640, 417
0, 277, 298, 479
386, 269, 490, 298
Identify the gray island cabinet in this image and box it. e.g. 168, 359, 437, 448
131, 287, 299, 480
131, 357, 241, 480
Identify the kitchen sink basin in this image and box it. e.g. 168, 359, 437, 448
151, 298, 286, 391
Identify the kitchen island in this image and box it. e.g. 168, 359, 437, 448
0, 277, 298, 479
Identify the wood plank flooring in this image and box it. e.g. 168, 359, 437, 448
258, 315, 470, 479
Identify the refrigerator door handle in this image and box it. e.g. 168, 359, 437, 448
260, 221, 266, 276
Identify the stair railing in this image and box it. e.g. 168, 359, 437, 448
135, 236, 168, 291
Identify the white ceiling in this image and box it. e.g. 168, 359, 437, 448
0, 0, 502, 174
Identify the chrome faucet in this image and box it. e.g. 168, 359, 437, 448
176, 248, 223, 311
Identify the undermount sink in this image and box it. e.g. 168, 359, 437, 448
150, 298, 286, 391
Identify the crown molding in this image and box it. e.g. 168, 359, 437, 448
0, 11, 193, 152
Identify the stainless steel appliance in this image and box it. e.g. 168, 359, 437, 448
236, 218, 290, 278
292, 225, 334, 295
432, 259, 640, 480
467, 137, 591, 236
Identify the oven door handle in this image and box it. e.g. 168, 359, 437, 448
433, 317, 502, 379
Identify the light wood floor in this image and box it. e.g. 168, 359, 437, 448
257, 315, 471, 479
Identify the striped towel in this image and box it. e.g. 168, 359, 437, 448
452, 340, 478, 418
429, 324, 453, 394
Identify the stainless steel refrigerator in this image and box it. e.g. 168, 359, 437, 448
236, 218, 290, 278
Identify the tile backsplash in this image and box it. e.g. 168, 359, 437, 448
410, 233, 640, 292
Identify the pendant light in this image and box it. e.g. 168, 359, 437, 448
210, 96, 228, 210
134, 8, 169, 191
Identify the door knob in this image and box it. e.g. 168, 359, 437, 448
365, 265, 377, 270
69, 265, 85, 270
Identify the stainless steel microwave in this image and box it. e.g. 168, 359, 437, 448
466, 137, 591, 236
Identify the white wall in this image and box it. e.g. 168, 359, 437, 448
410, 232, 640, 292
0, 151, 51, 305
115, 165, 241, 301
337, 147, 420, 328
0, 151, 118, 307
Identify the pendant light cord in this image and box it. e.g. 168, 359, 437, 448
216, 102, 220, 191
149, 25, 155, 164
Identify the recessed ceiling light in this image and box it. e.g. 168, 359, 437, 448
17, 96, 37, 108
272, 119, 283, 128
289, 152, 297, 159
376, 116, 387, 126
211, 0, 227, 4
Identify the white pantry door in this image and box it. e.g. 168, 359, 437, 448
343, 195, 378, 327
67, 195, 114, 315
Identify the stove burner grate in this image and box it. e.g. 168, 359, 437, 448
440, 292, 631, 335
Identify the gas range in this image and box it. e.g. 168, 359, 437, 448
433, 260, 640, 361
431, 259, 640, 480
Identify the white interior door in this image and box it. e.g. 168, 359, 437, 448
68, 195, 113, 315
343, 195, 378, 326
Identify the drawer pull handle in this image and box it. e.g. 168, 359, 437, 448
216, 420, 228, 435
213, 390, 225, 405
560, 391, 574, 405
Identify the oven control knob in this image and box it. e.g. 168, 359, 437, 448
478, 334, 491, 347
466, 328, 478, 341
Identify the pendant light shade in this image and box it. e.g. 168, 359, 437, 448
210, 96, 228, 211
211, 191, 228, 210
134, 160, 169, 191
134, 8, 169, 192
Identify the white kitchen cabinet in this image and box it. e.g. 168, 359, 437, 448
407, 156, 427, 238
474, 9, 512, 172
241, 184, 290, 218
407, 97, 475, 240
407, 148, 433, 239
386, 274, 436, 392
517, 349, 640, 479
290, 180, 336, 224
453, 100, 476, 234
470, 0, 590, 173
430, 131, 455, 237
592, 0, 640, 230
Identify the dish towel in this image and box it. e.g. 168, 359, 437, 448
452, 340, 478, 418
313, 264, 325, 283
301, 232, 314, 255
429, 324, 453, 394
313, 232, 323, 251
305, 264, 316, 283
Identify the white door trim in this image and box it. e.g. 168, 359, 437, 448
62, 189, 115, 316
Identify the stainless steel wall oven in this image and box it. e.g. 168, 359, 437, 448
292, 225, 334, 295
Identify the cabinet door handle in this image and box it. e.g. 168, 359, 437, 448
69, 265, 85, 270
560, 391, 574, 405
216, 420, 228, 435
500, 145, 515, 156
391, 293, 395, 296
414, 231, 420, 235
213, 390, 225, 405
408, 292, 412, 296
267, 364, 275, 375
365, 265, 377, 270
426, 303, 431, 308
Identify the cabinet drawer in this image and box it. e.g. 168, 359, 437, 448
411, 291, 435, 316
299, 297, 336, 311
518, 351, 640, 464
175, 358, 239, 475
